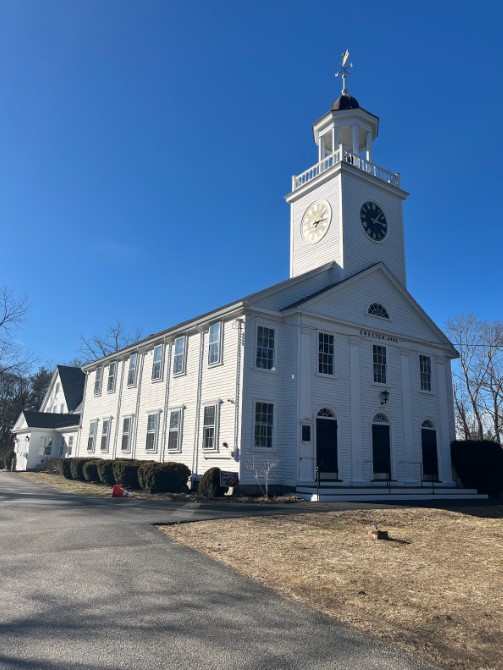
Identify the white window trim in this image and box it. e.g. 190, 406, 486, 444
94, 366, 103, 396
372, 344, 388, 385
87, 420, 98, 452
173, 335, 187, 376
202, 402, 220, 451
167, 407, 184, 453
121, 415, 134, 453
419, 354, 433, 393
317, 331, 336, 377
127, 353, 139, 387
107, 362, 117, 393
100, 418, 112, 452
208, 322, 223, 367
252, 399, 276, 451
255, 324, 276, 372
145, 411, 161, 452
151, 344, 164, 382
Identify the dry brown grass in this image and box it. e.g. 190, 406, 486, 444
163, 508, 503, 670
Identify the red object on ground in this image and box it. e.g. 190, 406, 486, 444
112, 484, 133, 498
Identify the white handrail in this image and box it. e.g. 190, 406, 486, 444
292, 148, 400, 190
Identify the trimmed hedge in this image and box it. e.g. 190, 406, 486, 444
97, 459, 115, 486
198, 467, 226, 497
70, 457, 95, 482
138, 461, 191, 493
83, 460, 101, 483
451, 440, 503, 496
112, 459, 142, 489
61, 458, 73, 479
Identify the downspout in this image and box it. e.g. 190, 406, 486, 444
75, 371, 89, 457
111, 359, 125, 460
191, 327, 205, 487
131, 352, 145, 460
160, 337, 171, 463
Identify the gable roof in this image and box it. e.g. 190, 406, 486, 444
57, 366, 85, 412
20, 411, 80, 430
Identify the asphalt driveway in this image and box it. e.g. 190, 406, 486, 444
0, 472, 437, 670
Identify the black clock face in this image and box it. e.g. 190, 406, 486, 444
360, 201, 388, 241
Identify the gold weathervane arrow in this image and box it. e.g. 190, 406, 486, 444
335, 49, 353, 95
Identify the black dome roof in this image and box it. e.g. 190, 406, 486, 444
331, 94, 360, 111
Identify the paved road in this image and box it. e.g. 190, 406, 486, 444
0, 472, 437, 670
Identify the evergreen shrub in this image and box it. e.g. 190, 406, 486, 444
83, 460, 101, 483
112, 459, 142, 489
138, 462, 191, 493
70, 457, 94, 482
198, 467, 226, 497
451, 440, 503, 496
61, 458, 73, 479
97, 459, 115, 486
5, 451, 16, 471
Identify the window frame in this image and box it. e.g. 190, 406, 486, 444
87, 420, 98, 452
372, 344, 387, 384
202, 404, 219, 451
368, 303, 390, 319
173, 336, 187, 376
167, 408, 183, 452
107, 362, 117, 393
255, 325, 275, 370
127, 353, 138, 387
100, 418, 111, 452
208, 322, 222, 366
419, 354, 432, 392
318, 331, 335, 376
254, 401, 275, 450
145, 412, 159, 452
121, 416, 133, 453
40, 436, 53, 456
151, 344, 164, 382
94, 366, 103, 396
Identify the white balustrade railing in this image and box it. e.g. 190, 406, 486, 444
292, 147, 400, 191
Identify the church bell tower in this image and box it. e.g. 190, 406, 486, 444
286, 53, 409, 285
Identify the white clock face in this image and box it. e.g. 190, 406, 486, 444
301, 200, 331, 244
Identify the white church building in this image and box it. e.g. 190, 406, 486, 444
73, 75, 468, 501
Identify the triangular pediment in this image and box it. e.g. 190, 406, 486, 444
282, 263, 457, 355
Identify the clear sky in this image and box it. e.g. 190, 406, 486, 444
1, 0, 501, 368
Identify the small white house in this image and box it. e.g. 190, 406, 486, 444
11, 366, 84, 471
72, 83, 478, 501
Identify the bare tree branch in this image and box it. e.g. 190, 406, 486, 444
76, 320, 143, 364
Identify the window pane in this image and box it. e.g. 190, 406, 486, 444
318, 333, 334, 375
420, 355, 432, 391
254, 402, 273, 448
373, 345, 387, 384
152, 345, 163, 380
146, 413, 158, 451
208, 323, 221, 365
100, 419, 110, 451
173, 337, 186, 374
256, 326, 275, 369
122, 417, 131, 451
94, 367, 103, 395
128, 354, 138, 386
202, 405, 216, 450
107, 363, 116, 392
168, 410, 181, 451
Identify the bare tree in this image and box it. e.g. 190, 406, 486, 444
244, 456, 281, 498
0, 287, 31, 377
446, 314, 503, 443
76, 320, 143, 364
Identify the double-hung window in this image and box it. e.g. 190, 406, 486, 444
208, 323, 222, 366
152, 344, 163, 381
254, 402, 274, 448
373, 345, 387, 384
256, 326, 275, 370
420, 355, 432, 392
100, 419, 111, 452
202, 405, 218, 450
173, 336, 187, 375
41, 436, 52, 456
127, 353, 138, 386
87, 420, 98, 452
168, 409, 182, 451
94, 367, 103, 395
107, 362, 117, 393
145, 413, 159, 451
121, 416, 132, 452
318, 332, 335, 375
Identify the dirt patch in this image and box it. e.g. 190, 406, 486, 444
163, 508, 503, 670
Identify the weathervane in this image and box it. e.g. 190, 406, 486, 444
335, 49, 353, 96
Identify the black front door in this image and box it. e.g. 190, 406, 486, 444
316, 418, 338, 480
421, 428, 439, 481
372, 424, 391, 480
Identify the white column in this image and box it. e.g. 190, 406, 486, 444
437, 361, 455, 484
400, 350, 415, 482
349, 336, 363, 482
365, 131, 372, 161
297, 324, 314, 482
319, 135, 325, 162
352, 125, 359, 155
332, 127, 339, 155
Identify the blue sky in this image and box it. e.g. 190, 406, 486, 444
0, 0, 501, 368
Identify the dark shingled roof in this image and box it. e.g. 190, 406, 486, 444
331, 94, 360, 111
56, 366, 85, 412
22, 411, 80, 429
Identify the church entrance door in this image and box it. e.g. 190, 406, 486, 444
372, 423, 391, 480
316, 410, 338, 481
